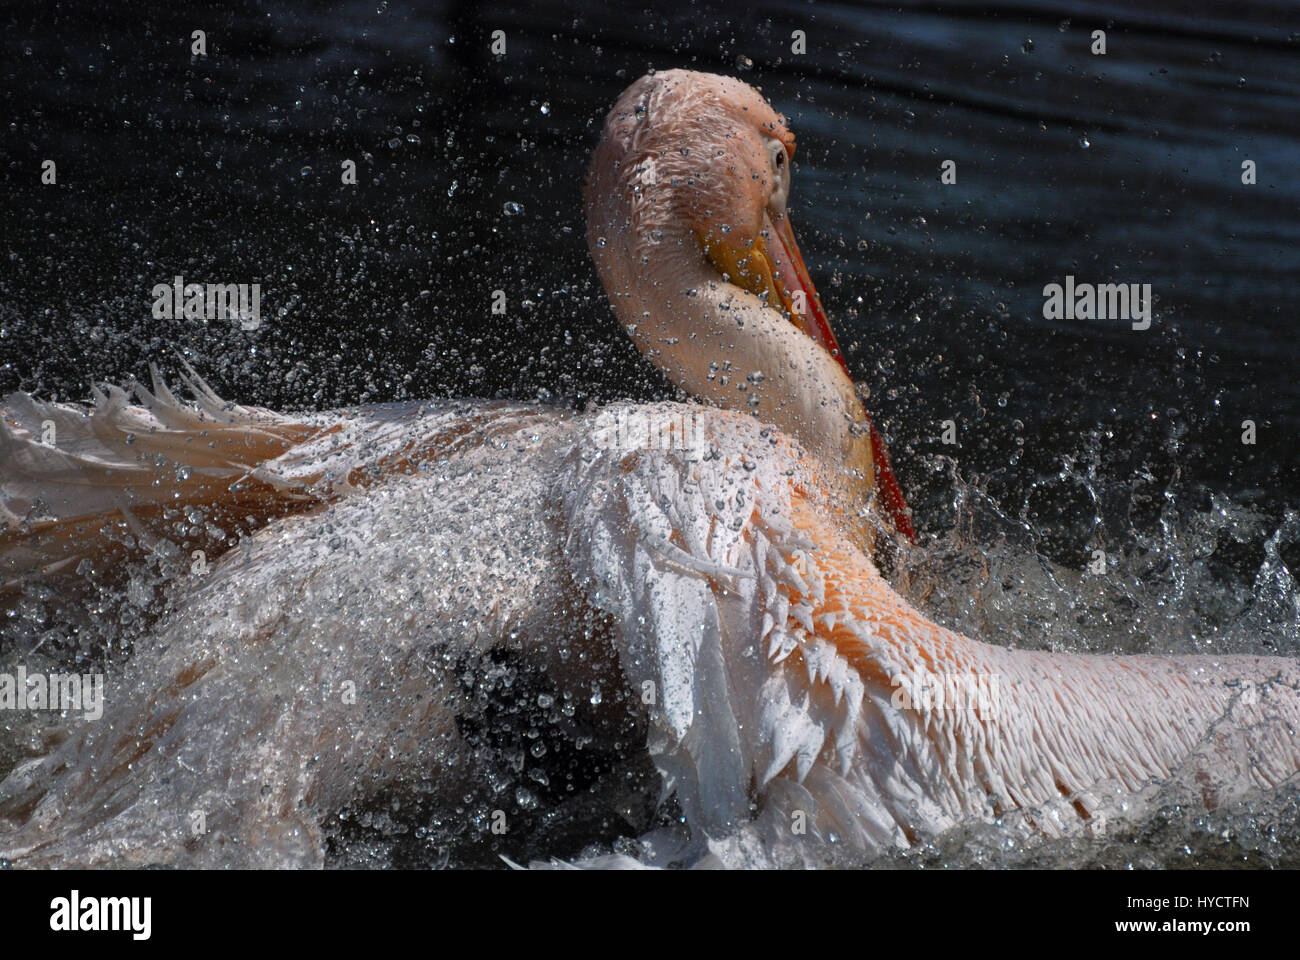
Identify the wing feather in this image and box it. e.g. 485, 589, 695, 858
564, 400, 1300, 866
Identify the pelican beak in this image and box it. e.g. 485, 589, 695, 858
765, 210, 916, 542
764, 210, 840, 365
702, 211, 917, 543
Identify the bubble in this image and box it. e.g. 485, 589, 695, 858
503, 201, 524, 216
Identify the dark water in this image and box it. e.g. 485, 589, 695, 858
2, 1, 1299, 866
4, 1, 1298, 506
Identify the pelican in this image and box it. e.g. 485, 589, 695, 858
0, 70, 1297, 869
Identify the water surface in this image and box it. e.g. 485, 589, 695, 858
2, 0, 1298, 867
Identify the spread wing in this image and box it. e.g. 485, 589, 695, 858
0, 363, 550, 592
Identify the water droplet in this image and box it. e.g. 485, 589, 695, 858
539, 101, 550, 115
1078, 135, 1091, 149
1021, 38, 1034, 53
503, 201, 524, 216
736, 55, 753, 71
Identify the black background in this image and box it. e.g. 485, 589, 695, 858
2, 1, 1298, 595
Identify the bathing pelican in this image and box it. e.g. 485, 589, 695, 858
0, 70, 1297, 868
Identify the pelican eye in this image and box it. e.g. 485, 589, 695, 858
766, 138, 791, 211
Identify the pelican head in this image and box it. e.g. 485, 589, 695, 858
586, 69, 913, 539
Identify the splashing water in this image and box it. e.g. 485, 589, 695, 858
2, 410, 1296, 868
3, 0, 1298, 868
